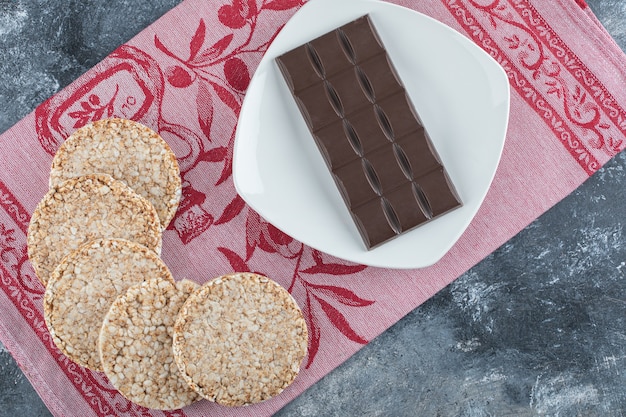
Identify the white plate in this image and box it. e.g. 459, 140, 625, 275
233, 0, 510, 269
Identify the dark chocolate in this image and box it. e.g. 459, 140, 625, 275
276, 15, 461, 249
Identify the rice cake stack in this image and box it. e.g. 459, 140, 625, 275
27, 118, 308, 410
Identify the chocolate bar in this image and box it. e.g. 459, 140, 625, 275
276, 15, 461, 249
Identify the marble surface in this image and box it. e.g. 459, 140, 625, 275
0, 1, 624, 416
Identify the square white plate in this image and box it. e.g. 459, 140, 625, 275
233, 0, 510, 269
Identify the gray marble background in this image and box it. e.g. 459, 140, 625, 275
0, 0, 624, 416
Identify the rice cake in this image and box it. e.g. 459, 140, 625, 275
172, 272, 308, 406
43, 238, 174, 371
49, 118, 182, 229
99, 278, 199, 410
27, 173, 162, 285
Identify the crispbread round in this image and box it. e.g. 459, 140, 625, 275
49, 118, 182, 229
27, 173, 162, 285
173, 273, 308, 406
43, 238, 174, 371
99, 278, 200, 410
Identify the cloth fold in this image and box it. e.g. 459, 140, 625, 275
0, 0, 624, 416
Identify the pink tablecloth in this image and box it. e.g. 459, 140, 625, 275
0, 0, 624, 416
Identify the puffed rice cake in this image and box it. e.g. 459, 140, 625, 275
43, 238, 174, 371
43, 239, 174, 371
99, 278, 200, 410
27, 173, 162, 285
49, 118, 181, 229
172, 272, 308, 406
